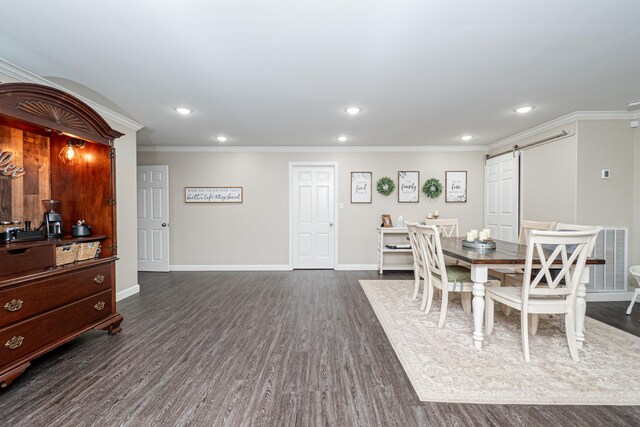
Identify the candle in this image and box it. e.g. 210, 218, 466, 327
479, 231, 488, 241
434, 210, 439, 216
466, 232, 475, 242
482, 228, 491, 238
471, 229, 478, 240
427, 212, 433, 219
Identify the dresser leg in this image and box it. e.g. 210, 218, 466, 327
94, 313, 124, 335
0, 363, 30, 388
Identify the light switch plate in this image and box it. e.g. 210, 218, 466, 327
339, 203, 344, 209
601, 169, 610, 179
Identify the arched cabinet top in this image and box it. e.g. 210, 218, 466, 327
0, 82, 124, 145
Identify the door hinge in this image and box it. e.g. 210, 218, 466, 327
107, 199, 117, 206
106, 243, 117, 254
107, 147, 116, 158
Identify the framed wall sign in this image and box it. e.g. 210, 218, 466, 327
445, 171, 467, 203
185, 187, 243, 203
351, 172, 372, 203
398, 171, 419, 203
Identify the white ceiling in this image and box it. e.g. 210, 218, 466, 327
0, 1, 639, 147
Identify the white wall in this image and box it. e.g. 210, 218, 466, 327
137, 150, 486, 268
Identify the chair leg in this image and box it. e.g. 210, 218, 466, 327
412, 268, 420, 301
565, 312, 579, 361
421, 281, 434, 313
521, 311, 530, 362
461, 292, 472, 314
485, 296, 494, 335
529, 313, 539, 335
503, 304, 512, 316
438, 290, 448, 328
626, 289, 640, 315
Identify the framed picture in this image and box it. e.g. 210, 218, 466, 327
185, 187, 243, 203
445, 171, 467, 203
351, 172, 372, 203
398, 171, 419, 203
381, 214, 393, 228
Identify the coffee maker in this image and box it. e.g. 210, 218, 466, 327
42, 199, 63, 238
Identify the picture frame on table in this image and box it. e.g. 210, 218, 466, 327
381, 214, 393, 228
445, 171, 467, 203
398, 171, 419, 203
350, 172, 372, 203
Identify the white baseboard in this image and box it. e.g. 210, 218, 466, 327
169, 264, 292, 271
585, 291, 634, 302
336, 264, 378, 271
116, 284, 140, 301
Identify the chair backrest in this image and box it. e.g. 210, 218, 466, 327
424, 218, 459, 238
519, 220, 555, 245
630, 266, 640, 286
555, 223, 602, 256
406, 222, 424, 269
415, 224, 448, 285
521, 229, 600, 305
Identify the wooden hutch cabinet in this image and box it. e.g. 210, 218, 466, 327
0, 83, 124, 387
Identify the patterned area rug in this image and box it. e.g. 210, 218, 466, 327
360, 280, 640, 405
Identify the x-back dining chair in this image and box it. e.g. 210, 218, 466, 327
484, 228, 600, 362
406, 222, 428, 303
424, 218, 459, 237
415, 224, 499, 327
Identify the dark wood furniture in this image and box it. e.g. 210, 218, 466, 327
439, 237, 604, 351
0, 83, 124, 387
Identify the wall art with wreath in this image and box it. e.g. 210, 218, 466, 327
376, 176, 395, 196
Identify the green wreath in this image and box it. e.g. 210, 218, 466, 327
376, 176, 396, 196
422, 178, 443, 199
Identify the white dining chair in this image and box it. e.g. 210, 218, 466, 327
424, 218, 459, 237
484, 228, 600, 362
406, 222, 429, 304
625, 266, 640, 315
415, 224, 499, 327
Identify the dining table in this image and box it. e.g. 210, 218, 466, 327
439, 237, 606, 351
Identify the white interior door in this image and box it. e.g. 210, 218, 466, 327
291, 165, 336, 269
137, 165, 169, 271
484, 152, 520, 242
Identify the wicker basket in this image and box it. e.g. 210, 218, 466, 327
77, 242, 101, 261
56, 244, 79, 266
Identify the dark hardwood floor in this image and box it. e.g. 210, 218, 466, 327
1, 270, 639, 426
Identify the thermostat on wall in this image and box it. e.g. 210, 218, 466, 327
601, 169, 611, 179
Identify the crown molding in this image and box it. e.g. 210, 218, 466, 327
137, 144, 489, 153
489, 111, 638, 150
0, 58, 144, 132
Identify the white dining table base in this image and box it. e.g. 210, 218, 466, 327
469, 264, 590, 351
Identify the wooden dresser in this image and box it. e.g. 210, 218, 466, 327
0, 83, 124, 387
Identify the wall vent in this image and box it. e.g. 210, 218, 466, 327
588, 227, 628, 293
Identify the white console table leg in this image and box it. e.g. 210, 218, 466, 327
471, 265, 488, 351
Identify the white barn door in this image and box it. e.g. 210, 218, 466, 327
290, 164, 336, 269
137, 165, 170, 272
484, 153, 520, 242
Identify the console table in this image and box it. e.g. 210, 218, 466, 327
377, 227, 414, 274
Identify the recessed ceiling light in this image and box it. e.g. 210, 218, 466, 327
345, 107, 362, 115
460, 135, 473, 141
216, 135, 228, 142
174, 107, 192, 115
514, 106, 534, 114
337, 135, 349, 142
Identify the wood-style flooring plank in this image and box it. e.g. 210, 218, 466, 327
0, 270, 639, 426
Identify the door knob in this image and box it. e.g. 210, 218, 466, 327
162, 223, 168, 227
329, 222, 334, 226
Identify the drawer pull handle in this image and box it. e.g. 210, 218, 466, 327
4, 299, 23, 312
94, 275, 105, 284
94, 301, 106, 311
5, 336, 24, 350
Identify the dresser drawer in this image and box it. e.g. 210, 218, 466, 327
0, 263, 112, 328
0, 245, 55, 278
0, 290, 112, 366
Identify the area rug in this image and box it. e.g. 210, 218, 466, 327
359, 280, 640, 405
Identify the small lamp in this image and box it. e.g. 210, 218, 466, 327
59, 138, 87, 165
